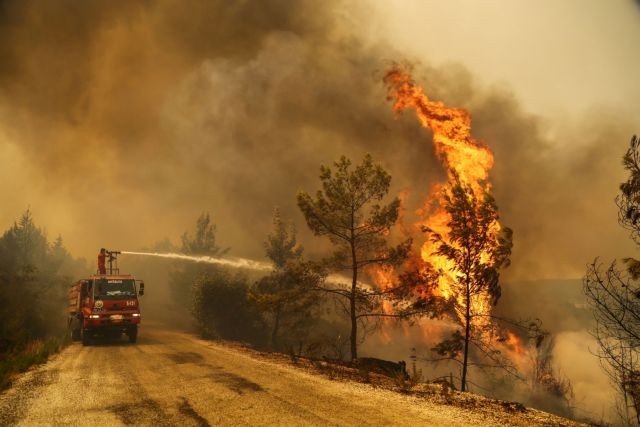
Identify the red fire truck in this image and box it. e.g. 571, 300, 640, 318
67, 250, 144, 345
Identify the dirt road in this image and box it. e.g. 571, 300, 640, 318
0, 324, 545, 426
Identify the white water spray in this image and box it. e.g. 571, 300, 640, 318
121, 251, 273, 272
121, 251, 357, 287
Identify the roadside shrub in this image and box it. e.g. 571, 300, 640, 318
191, 270, 266, 346
0, 334, 69, 391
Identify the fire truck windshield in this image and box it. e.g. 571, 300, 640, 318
94, 279, 136, 299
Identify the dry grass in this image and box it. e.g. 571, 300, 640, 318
0, 335, 69, 391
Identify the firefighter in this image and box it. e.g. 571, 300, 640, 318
84, 281, 93, 305
98, 248, 107, 274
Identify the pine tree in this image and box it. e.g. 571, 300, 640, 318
297, 154, 410, 360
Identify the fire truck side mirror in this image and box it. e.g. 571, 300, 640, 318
139, 282, 145, 296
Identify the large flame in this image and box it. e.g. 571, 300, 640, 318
382, 65, 501, 327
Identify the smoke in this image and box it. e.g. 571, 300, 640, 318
0, 0, 445, 263
0, 0, 635, 283
553, 330, 616, 422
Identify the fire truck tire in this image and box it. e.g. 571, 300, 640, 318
128, 326, 138, 343
68, 318, 80, 341
81, 329, 91, 346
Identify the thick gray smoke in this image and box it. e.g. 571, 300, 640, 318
0, 0, 635, 281
0, 0, 635, 282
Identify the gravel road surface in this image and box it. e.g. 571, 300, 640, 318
0, 324, 533, 426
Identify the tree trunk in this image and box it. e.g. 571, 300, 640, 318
271, 303, 281, 351
350, 240, 358, 361
461, 281, 471, 392
348, 203, 359, 362
350, 266, 358, 361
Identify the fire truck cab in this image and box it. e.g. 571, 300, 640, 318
68, 265, 145, 346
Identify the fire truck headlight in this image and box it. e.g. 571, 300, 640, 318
89, 314, 100, 319
132, 313, 141, 317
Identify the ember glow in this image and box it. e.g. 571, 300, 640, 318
505, 331, 525, 354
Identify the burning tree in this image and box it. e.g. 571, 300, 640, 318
382, 65, 520, 392
426, 173, 513, 391
297, 154, 411, 360
584, 135, 640, 424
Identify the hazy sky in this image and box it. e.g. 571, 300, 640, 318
374, 0, 640, 119
0, 0, 637, 280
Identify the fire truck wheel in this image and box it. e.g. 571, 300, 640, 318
70, 327, 81, 341
128, 326, 138, 343
81, 329, 91, 346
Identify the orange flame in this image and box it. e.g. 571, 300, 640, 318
382, 65, 501, 327
505, 331, 525, 355
383, 66, 494, 192
500, 331, 528, 372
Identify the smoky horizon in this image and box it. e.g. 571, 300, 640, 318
0, 0, 637, 282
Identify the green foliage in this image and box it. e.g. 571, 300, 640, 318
0, 209, 83, 354
249, 208, 320, 350
181, 212, 226, 256
264, 208, 303, 269
191, 270, 265, 345
297, 154, 407, 270
297, 154, 410, 360
170, 212, 228, 309
250, 260, 325, 350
